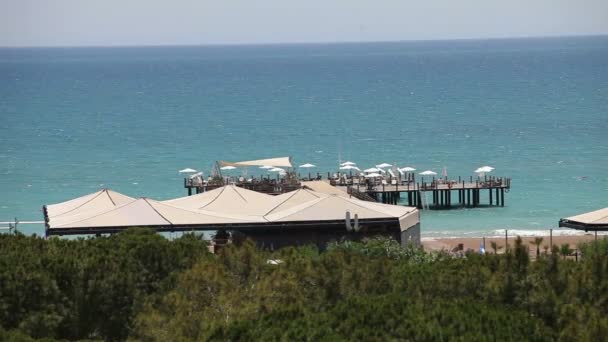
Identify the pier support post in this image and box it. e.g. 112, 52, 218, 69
188, 188, 192, 196
500, 188, 505, 207
489, 188, 493, 205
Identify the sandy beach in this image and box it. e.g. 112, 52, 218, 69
422, 234, 602, 254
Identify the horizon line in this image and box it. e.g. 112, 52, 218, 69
1, 33, 607, 49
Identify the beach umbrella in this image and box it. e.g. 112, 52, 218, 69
364, 173, 382, 178
364, 167, 381, 173
340, 165, 360, 171
188, 171, 203, 179
475, 166, 494, 173
376, 163, 393, 168
475, 166, 494, 178
269, 167, 285, 172
299, 163, 316, 168
419, 170, 437, 176
179, 168, 197, 173
220, 165, 237, 170
399, 167, 416, 172
259, 165, 274, 169
341, 161, 356, 166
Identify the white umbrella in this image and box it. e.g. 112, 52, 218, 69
400, 167, 416, 172
419, 170, 437, 176
364, 167, 381, 173
376, 163, 392, 168
188, 171, 203, 179
475, 166, 494, 177
475, 166, 494, 173
299, 163, 316, 168
340, 165, 360, 171
220, 165, 237, 170
364, 173, 382, 178
259, 165, 274, 169
179, 168, 197, 173
270, 167, 285, 172
341, 161, 356, 166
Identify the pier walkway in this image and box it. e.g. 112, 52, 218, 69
184, 174, 511, 210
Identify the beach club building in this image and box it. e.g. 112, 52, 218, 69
559, 207, 608, 238
43, 184, 420, 249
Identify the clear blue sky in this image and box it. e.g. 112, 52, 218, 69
1, 0, 608, 47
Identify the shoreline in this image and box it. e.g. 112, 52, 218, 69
422, 234, 601, 253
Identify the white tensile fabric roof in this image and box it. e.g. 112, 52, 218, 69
51, 198, 262, 229
301, 181, 349, 196
561, 207, 608, 226
46, 185, 419, 232
46, 189, 135, 227
165, 185, 277, 216
219, 156, 292, 168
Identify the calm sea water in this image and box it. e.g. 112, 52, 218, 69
1, 36, 607, 237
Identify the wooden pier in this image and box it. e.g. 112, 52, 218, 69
184, 174, 511, 210
342, 177, 511, 209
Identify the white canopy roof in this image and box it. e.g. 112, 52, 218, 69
165, 185, 276, 216
47, 184, 419, 233
265, 193, 417, 231
51, 198, 259, 229
564, 207, 608, 225
46, 189, 135, 227
301, 181, 349, 196
219, 156, 292, 168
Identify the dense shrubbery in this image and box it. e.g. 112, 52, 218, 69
0, 229, 210, 341
1, 230, 607, 341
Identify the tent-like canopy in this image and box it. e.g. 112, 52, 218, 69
265, 192, 417, 232
219, 156, 292, 168
45, 189, 135, 227
165, 185, 277, 216
559, 207, 608, 231
45, 184, 420, 240
50, 197, 262, 230
301, 180, 349, 196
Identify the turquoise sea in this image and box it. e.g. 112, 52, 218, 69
1, 36, 607, 237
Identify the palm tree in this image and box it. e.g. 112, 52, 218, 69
529, 237, 544, 258
490, 241, 503, 254
560, 243, 573, 260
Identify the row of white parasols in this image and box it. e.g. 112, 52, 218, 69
179, 164, 495, 178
